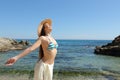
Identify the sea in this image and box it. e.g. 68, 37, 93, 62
0, 39, 120, 79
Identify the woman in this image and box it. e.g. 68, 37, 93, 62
5, 19, 58, 80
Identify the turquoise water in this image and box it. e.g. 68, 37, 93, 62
0, 39, 120, 79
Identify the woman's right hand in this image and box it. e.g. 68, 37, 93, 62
5, 56, 18, 66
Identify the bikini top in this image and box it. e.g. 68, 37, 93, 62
47, 37, 58, 50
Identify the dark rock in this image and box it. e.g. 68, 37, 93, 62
94, 35, 120, 57
0, 37, 31, 52
19, 40, 30, 46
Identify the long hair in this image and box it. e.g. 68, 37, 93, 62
39, 24, 46, 59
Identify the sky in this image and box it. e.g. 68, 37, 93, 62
0, 0, 120, 40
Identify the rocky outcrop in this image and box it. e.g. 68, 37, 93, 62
0, 37, 31, 52
94, 35, 120, 57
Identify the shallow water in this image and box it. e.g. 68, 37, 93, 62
0, 39, 120, 80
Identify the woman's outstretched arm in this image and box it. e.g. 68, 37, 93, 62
5, 37, 42, 66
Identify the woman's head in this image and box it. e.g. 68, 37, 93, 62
40, 22, 52, 37
38, 19, 52, 37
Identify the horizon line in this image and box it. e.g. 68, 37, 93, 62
15, 38, 113, 40
0, 37, 113, 40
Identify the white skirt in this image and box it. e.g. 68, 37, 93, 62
33, 59, 54, 80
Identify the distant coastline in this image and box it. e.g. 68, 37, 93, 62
0, 37, 31, 52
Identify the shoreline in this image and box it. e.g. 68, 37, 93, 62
0, 73, 119, 80
0, 74, 111, 80
0, 69, 120, 80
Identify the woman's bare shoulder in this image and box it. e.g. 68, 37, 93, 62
38, 36, 45, 40
38, 36, 47, 42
